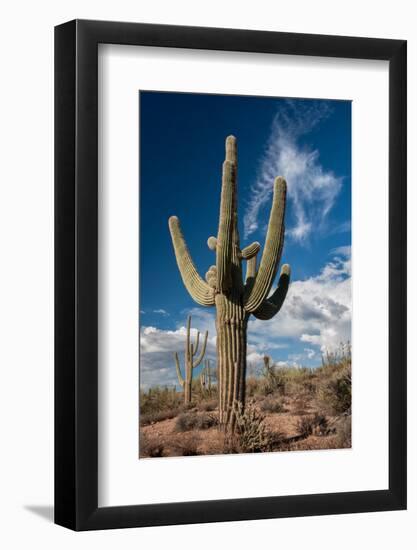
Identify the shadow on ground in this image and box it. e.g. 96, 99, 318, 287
24, 505, 54, 523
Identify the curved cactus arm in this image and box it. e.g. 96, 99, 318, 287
216, 136, 237, 292
244, 177, 287, 313
169, 216, 215, 306
174, 352, 185, 387
252, 264, 291, 320
193, 330, 208, 368
241, 241, 261, 260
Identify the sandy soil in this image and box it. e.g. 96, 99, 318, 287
139, 396, 349, 458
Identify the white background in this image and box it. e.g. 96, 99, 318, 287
99, 45, 389, 506
0, 1, 415, 548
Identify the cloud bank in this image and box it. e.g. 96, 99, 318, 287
140, 248, 351, 388
249, 246, 351, 355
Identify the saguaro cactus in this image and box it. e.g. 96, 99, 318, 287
200, 359, 214, 395
174, 315, 208, 404
169, 135, 290, 429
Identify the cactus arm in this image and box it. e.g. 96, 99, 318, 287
193, 330, 208, 368
186, 315, 192, 359
207, 236, 217, 251
245, 256, 257, 284
244, 177, 287, 313
168, 216, 215, 306
244, 244, 260, 287
252, 264, 291, 320
241, 241, 261, 259
174, 352, 185, 387
216, 136, 237, 292
205, 265, 217, 288
193, 331, 200, 357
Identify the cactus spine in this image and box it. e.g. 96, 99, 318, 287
174, 315, 208, 404
169, 135, 290, 430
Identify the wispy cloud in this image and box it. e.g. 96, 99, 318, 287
244, 100, 342, 242
331, 245, 351, 257
153, 308, 170, 317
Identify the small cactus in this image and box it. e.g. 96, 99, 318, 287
174, 316, 208, 404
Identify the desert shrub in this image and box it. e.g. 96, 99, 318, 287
140, 385, 182, 417
273, 366, 317, 400
139, 434, 164, 458
199, 399, 217, 412
245, 376, 262, 398
297, 413, 330, 438
175, 412, 217, 432
317, 363, 351, 415
140, 407, 182, 426
297, 415, 315, 438
175, 412, 198, 432
260, 356, 286, 396
259, 395, 285, 413
171, 434, 201, 456
292, 393, 311, 415
335, 415, 352, 448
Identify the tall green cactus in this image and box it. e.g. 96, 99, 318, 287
174, 315, 208, 404
169, 135, 290, 429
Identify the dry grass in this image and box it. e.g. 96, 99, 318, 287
139, 345, 352, 458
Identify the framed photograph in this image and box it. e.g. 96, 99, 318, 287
55, 20, 406, 530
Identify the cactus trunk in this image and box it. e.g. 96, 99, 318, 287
216, 295, 248, 427
184, 379, 192, 404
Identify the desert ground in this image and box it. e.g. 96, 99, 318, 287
139, 350, 351, 458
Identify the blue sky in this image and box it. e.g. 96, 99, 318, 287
139, 91, 351, 388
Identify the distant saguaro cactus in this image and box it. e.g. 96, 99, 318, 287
200, 359, 213, 395
169, 135, 290, 429
174, 315, 208, 404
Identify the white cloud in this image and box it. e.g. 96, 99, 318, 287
331, 245, 351, 257
140, 322, 217, 389
140, 248, 351, 387
243, 100, 343, 242
153, 308, 170, 317
248, 248, 351, 354
304, 348, 317, 360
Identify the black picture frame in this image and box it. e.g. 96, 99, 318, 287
55, 19, 407, 531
